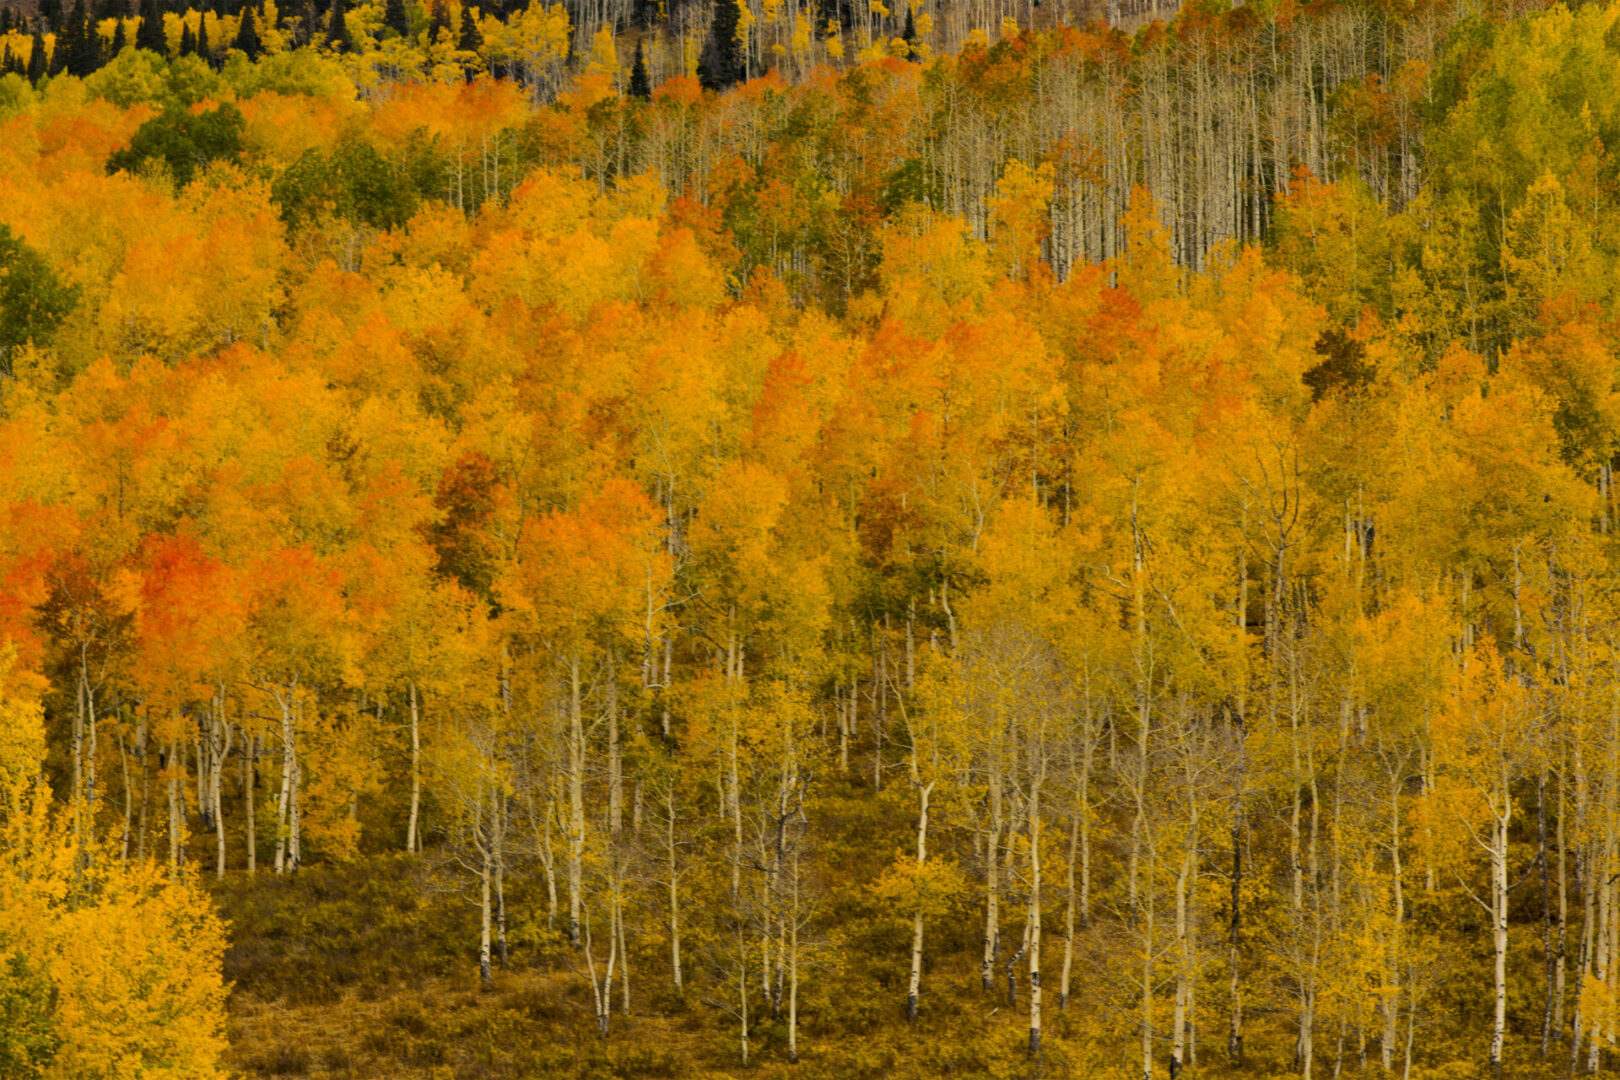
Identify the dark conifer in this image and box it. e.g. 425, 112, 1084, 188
382, 0, 407, 37
178, 20, 193, 53
628, 37, 650, 98
455, 1, 480, 52
232, 3, 261, 57
48, 1, 77, 72
324, 0, 351, 51
134, 0, 164, 52
25, 29, 45, 81
68, 0, 99, 74
697, 0, 741, 91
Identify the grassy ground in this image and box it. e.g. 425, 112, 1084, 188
203, 789, 1578, 1078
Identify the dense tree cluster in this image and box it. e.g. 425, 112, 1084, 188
9, 0, 1620, 1076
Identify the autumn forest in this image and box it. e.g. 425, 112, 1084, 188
5, 0, 1620, 1076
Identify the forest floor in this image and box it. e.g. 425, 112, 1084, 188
204, 793, 1575, 1079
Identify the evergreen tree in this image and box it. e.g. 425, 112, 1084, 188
134, 0, 164, 52
195, 12, 211, 62
110, 16, 126, 52
25, 29, 45, 81
697, 0, 741, 90
178, 20, 193, 53
455, 5, 479, 50
628, 37, 650, 98
292, 0, 316, 46
456, 3, 480, 77
325, 0, 351, 51
69, 1, 99, 74
59, 0, 98, 76
232, 3, 261, 57
39, 0, 61, 32
0, 45, 12, 76
48, 2, 76, 72
382, 0, 407, 37
901, 3, 914, 49
425, 0, 446, 42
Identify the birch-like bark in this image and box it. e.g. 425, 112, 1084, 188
982, 754, 1003, 992
406, 680, 421, 853
1027, 761, 1044, 1058
479, 791, 494, 989
567, 653, 585, 946
666, 783, 683, 994
907, 780, 934, 1021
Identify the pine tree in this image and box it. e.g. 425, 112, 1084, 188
383, 0, 407, 37
48, 1, 77, 72
110, 16, 126, 52
325, 0, 351, 51
134, 0, 164, 52
232, 3, 261, 57
698, 0, 741, 91
628, 37, 650, 98
455, 4, 480, 78
901, 4, 915, 49
455, 3, 479, 52
0, 45, 12, 75
39, 0, 62, 32
25, 29, 45, 80
292, 0, 315, 46
68, 0, 99, 75
196, 12, 211, 62
178, 20, 193, 53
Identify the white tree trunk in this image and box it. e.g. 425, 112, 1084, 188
406, 680, 421, 853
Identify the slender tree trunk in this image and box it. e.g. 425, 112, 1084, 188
244, 731, 256, 873
407, 680, 421, 853
275, 684, 298, 874
1028, 771, 1043, 1058
1383, 775, 1404, 1072
495, 791, 509, 968
983, 761, 1002, 992
214, 714, 230, 878
166, 735, 183, 870
1492, 810, 1510, 1076
479, 790, 494, 990
1141, 836, 1156, 1080
568, 653, 585, 946
908, 780, 934, 1022
788, 855, 801, 1064
1230, 812, 1245, 1066
666, 784, 683, 995
118, 732, 132, 862
1540, 773, 1555, 1056
1172, 821, 1196, 1076
1060, 807, 1078, 1010
84, 653, 97, 827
